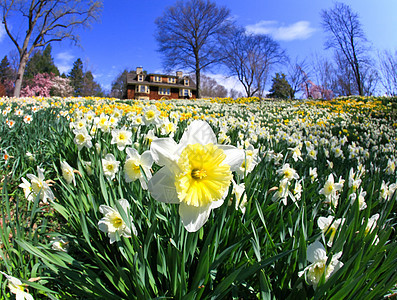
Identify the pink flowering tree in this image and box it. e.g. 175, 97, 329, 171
21, 73, 54, 97
301, 78, 334, 100
20, 73, 73, 97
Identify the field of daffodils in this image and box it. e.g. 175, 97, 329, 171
0, 95, 396, 299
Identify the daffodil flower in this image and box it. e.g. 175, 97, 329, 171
320, 173, 344, 207
26, 167, 55, 204
111, 127, 132, 151
102, 154, 120, 180
298, 241, 343, 289
60, 161, 76, 186
318, 216, 345, 246
0, 272, 34, 300
148, 120, 244, 232
98, 199, 137, 244
124, 147, 153, 189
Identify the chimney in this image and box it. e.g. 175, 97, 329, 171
176, 71, 183, 78
136, 67, 143, 74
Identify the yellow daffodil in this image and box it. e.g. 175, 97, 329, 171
148, 120, 244, 232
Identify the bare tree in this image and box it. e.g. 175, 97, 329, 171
287, 57, 308, 99
378, 50, 397, 96
1, 0, 102, 97
222, 27, 286, 98
321, 2, 369, 96
155, 0, 233, 99
197, 74, 228, 98
311, 53, 335, 96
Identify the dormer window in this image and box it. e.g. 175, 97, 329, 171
168, 77, 176, 84
184, 79, 189, 86
153, 75, 162, 82
138, 74, 144, 82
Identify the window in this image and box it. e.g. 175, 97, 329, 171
159, 87, 171, 95
153, 75, 162, 82
137, 74, 144, 82
136, 85, 149, 94
184, 79, 189, 86
180, 89, 192, 97
168, 77, 176, 84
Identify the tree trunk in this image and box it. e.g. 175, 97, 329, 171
13, 53, 29, 97
195, 68, 201, 99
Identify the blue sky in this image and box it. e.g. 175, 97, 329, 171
0, 0, 396, 93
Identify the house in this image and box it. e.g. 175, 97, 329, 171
126, 67, 196, 100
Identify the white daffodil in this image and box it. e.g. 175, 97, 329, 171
350, 187, 367, 210
288, 144, 303, 162
230, 180, 247, 214
145, 129, 157, 145
124, 147, 153, 189
51, 237, 69, 252
19, 177, 34, 202
276, 163, 299, 181
102, 154, 120, 180
271, 178, 290, 205
320, 174, 344, 208
142, 105, 161, 125
385, 158, 395, 175
307, 145, 318, 160
73, 127, 93, 150
26, 167, 54, 204
298, 241, 343, 289
160, 118, 177, 137
148, 120, 244, 232
95, 113, 111, 132
98, 199, 137, 244
309, 167, 318, 183
318, 216, 344, 247
235, 144, 261, 177
111, 127, 132, 151
60, 161, 76, 186
0, 272, 34, 300
363, 214, 380, 245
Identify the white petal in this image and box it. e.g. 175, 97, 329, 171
140, 151, 154, 167
118, 199, 130, 212
125, 147, 140, 160
217, 145, 245, 172
98, 220, 109, 233
317, 216, 332, 230
148, 167, 180, 203
131, 223, 138, 236
99, 205, 115, 215
210, 199, 224, 209
178, 120, 217, 149
306, 241, 326, 263
150, 138, 179, 166
179, 202, 211, 232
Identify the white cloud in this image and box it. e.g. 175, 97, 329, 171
246, 20, 316, 41
55, 51, 75, 74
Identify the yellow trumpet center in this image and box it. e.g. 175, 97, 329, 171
175, 143, 232, 207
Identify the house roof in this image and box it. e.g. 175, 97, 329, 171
126, 72, 196, 90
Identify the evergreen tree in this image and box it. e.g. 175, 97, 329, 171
82, 71, 103, 97
110, 69, 129, 99
25, 45, 60, 78
267, 73, 294, 99
69, 58, 85, 96
0, 55, 14, 83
